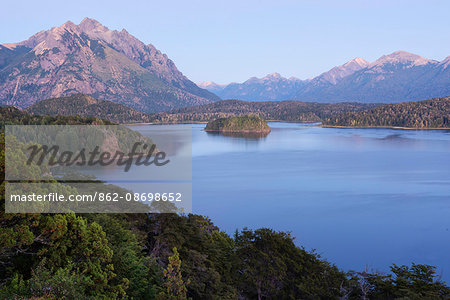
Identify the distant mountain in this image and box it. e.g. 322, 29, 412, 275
208, 73, 306, 101
323, 96, 450, 129
26, 94, 152, 123
0, 18, 219, 112
197, 81, 227, 94
295, 51, 448, 102
201, 52, 449, 103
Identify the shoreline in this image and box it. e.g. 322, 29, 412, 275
124, 119, 319, 126
204, 129, 271, 134
124, 121, 449, 131
124, 121, 209, 125
320, 125, 450, 130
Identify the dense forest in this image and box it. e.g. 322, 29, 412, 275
26, 94, 153, 124
205, 116, 271, 133
323, 97, 450, 129
149, 100, 380, 123
21, 95, 450, 129
23, 95, 379, 124
1, 106, 115, 126
1, 109, 449, 299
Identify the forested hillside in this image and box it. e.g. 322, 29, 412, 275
1, 106, 114, 125
323, 97, 450, 129
149, 100, 379, 123
19, 95, 379, 124
26, 94, 153, 123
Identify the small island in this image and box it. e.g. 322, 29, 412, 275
205, 115, 271, 134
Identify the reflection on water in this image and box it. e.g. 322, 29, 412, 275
206, 130, 270, 139
95, 122, 450, 282
379, 134, 404, 140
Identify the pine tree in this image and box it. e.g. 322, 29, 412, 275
158, 247, 189, 300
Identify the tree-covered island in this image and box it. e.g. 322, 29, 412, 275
204, 115, 271, 134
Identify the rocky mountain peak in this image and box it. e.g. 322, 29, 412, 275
344, 57, 370, 68
246, 73, 286, 83
54, 21, 77, 33
0, 18, 219, 111
79, 17, 109, 34
372, 51, 435, 67
265, 72, 282, 79
316, 57, 370, 85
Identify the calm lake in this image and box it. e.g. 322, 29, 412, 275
97, 122, 450, 281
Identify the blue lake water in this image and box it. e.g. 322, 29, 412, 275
102, 123, 450, 281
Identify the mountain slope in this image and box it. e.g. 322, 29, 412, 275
77, 18, 218, 102
0, 18, 218, 112
26, 93, 151, 123
309, 57, 370, 85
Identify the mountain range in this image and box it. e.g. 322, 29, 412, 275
0, 18, 219, 112
200, 52, 450, 103
1, 18, 448, 111
200, 73, 307, 101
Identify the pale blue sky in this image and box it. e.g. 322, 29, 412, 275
1, 0, 449, 83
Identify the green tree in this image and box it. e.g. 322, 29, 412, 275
235, 228, 347, 299
159, 247, 189, 300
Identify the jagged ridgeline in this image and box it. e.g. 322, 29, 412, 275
323, 96, 450, 129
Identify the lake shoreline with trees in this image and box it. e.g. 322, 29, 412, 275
21, 94, 450, 130
2, 105, 450, 299
321, 125, 450, 130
